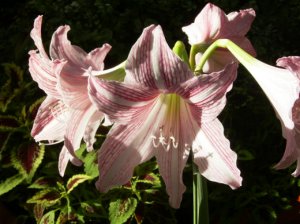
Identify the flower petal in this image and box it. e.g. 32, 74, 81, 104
274, 56, 300, 176
49, 25, 87, 69
29, 51, 61, 98
83, 110, 104, 152
95, 121, 156, 193
182, 3, 226, 44
125, 25, 192, 89
31, 96, 68, 143
88, 76, 159, 123
247, 60, 299, 131
193, 119, 242, 189
63, 106, 99, 161
220, 8, 256, 38
54, 60, 90, 109
86, 44, 112, 70
30, 16, 49, 59
58, 145, 82, 176
177, 62, 237, 123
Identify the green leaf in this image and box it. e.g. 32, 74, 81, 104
109, 197, 138, 224
0, 173, 25, 196
136, 173, 161, 187
66, 174, 92, 194
238, 149, 255, 161
0, 115, 20, 132
39, 210, 55, 224
12, 143, 45, 181
27, 189, 61, 207
0, 63, 24, 112
83, 150, 99, 178
29, 177, 56, 189
33, 203, 45, 223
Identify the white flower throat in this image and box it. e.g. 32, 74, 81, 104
150, 93, 182, 151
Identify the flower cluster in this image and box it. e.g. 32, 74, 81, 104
29, 3, 300, 208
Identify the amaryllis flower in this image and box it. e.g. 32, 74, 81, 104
88, 25, 242, 208
182, 3, 256, 72
29, 15, 113, 176
275, 56, 300, 176
222, 39, 300, 176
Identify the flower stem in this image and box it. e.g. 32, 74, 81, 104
195, 39, 256, 73
189, 44, 208, 72
193, 163, 209, 224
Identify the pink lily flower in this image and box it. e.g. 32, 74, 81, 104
88, 25, 242, 208
222, 39, 300, 176
29, 16, 112, 176
182, 3, 256, 72
274, 56, 300, 176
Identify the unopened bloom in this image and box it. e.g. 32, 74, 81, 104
182, 3, 256, 72
88, 25, 241, 208
29, 16, 113, 176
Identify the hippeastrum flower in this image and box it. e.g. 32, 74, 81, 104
29, 15, 118, 176
182, 3, 256, 72
275, 56, 300, 176
88, 25, 242, 208
214, 39, 300, 177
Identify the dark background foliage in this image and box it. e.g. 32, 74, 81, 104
1, 0, 300, 223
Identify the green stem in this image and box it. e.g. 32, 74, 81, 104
189, 44, 209, 72
195, 39, 256, 73
193, 163, 209, 224
95, 61, 126, 81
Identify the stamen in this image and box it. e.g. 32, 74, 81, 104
151, 127, 179, 151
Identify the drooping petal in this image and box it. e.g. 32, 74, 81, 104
277, 56, 300, 79
125, 25, 192, 89
83, 110, 104, 152
63, 106, 99, 161
274, 56, 300, 176
193, 119, 242, 189
246, 60, 299, 132
88, 76, 159, 123
182, 3, 226, 44
31, 96, 68, 143
58, 145, 83, 177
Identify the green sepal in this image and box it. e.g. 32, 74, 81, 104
172, 41, 189, 66
0, 173, 25, 196
109, 197, 138, 224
